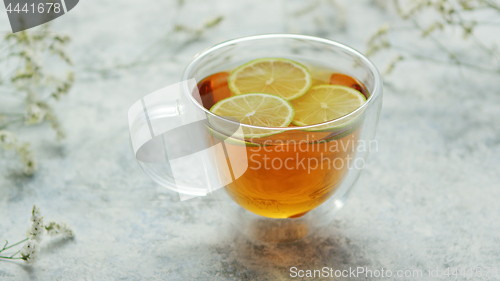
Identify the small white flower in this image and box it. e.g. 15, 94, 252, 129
377, 23, 390, 34
16, 143, 37, 175
0, 130, 18, 150
3, 205, 76, 265
22, 158, 37, 175
25, 104, 47, 125
44, 221, 74, 238
20, 239, 40, 264
26, 205, 44, 242
31, 205, 42, 220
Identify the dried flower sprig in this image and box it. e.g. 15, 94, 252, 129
367, 0, 500, 74
285, 0, 346, 35
0, 130, 36, 175
0, 23, 73, 174
85, 16, 225, 74
134, 15, 224, 67
0, 205, 74, 264
366, 23, 392, 57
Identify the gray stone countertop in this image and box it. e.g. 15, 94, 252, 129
1, 0, 499, 280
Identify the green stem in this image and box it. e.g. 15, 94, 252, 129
0, 238, 28, 253
453, 12, 500, 62
0, 112, 24, 116
405, 19, 500, 73
0, 90, 21, 95
475, 21, 500, 26
392, 45, 500, 73
0, 117, 25, 130
0, 256, 23, 260
480, 0, 500, 13
9, 249, 21, 258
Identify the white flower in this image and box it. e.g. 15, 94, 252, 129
25, 104, 47, 125
26, 205, 44, 242
16, 143, 37, 175
8, 205, 76, 265
31, 205, 42, 220
20, 239, 40, 264
44, 221, 74, 238
0, 130, 18, 150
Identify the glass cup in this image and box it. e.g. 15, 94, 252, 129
128, 34, 382, 243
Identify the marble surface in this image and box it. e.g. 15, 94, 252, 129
1, 0, 500, 280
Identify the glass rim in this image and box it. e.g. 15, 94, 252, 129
181, 33, 382, 131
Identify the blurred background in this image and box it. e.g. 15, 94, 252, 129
1, 0, 499, 279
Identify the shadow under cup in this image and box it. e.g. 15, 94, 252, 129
183, 35, 383, 243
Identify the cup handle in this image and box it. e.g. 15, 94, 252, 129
128, 80, 247, 200
128, 81, 206, 198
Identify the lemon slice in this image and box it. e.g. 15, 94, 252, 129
291, 85, 366, 131
228, 58, 312, 101
210, 93, 294, 138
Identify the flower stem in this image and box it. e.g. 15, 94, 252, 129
0, 256, 23, 260
9, 249, 21, 258
0, 112, 23, 116
0, 238, 28, 253
0, 117, 25, 130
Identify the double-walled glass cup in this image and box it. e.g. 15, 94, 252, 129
128, 34, 382, 243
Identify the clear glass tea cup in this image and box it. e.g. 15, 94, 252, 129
128, 34, 383, 243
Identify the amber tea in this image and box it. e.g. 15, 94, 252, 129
196, 58, 368, 219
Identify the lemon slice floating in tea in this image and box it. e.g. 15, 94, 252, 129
291, 85, 366, 131
210, 93, 294, 138
228, 58, 312, 101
